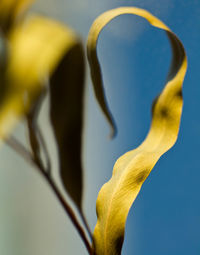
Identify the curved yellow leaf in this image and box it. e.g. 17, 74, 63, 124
0, 15, 79, 140
0, 0, 34, 30
87, 7, 187, 255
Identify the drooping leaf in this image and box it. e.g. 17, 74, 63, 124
87, 7, 187, 255
49, 41, 85, 210
0, 15, 81, 142
0, 0, 34, 31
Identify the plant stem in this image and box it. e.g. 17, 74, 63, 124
80, 210, 93, 241
36, 125, 51, 174
6, 136, 93, 254
6, 136, 35, 166
40, 168, 92, 254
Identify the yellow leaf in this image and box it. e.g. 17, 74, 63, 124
0, 0, 34, 30
0, 15, 80, 140
87, 7, 187, 255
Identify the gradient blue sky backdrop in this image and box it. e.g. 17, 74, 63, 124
0, 1, 200, 255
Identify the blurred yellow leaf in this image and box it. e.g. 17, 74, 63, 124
0, 15, 80, 140
0, 0, 34, 30
87, 7, 187, 255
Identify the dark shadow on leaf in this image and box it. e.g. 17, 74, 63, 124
49, 42, 85, 210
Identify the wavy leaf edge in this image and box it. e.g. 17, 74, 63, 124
87, 7, 187, 255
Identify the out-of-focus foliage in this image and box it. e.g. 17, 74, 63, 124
0, 0, 34, 31
0, 0, 85, 212
87, 7, 187, 255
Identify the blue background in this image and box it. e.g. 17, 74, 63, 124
80, 1, 200, 254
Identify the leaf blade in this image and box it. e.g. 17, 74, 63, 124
87, 7, 187, 255
49, 41, 85, 209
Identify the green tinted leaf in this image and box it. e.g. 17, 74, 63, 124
87, 7, 187, 255
49, 41, 85, 210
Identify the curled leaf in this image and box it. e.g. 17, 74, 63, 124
49, 41, 85, 210
87, 7, 187, 255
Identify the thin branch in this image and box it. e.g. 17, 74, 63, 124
41, 170, 92, 254
6, 135, 35, 166
35, 125, 51, 175
6, 136, 92, 254
80, 210, 93, 241
26, 88, 51, 176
